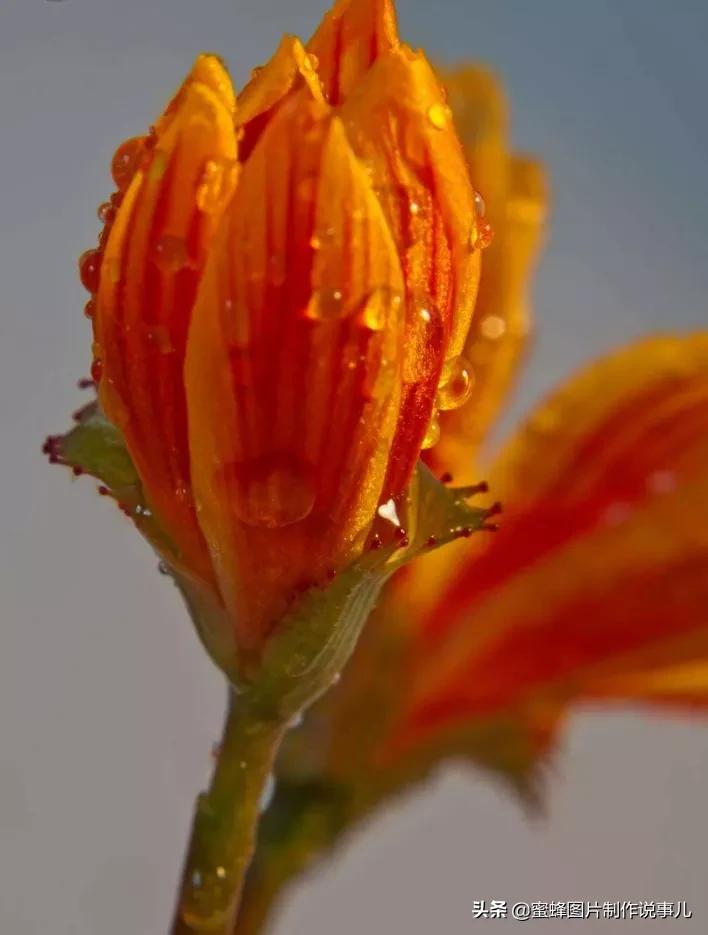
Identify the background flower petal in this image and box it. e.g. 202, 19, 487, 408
430, 67, 549, 483
391, 334, 708, 750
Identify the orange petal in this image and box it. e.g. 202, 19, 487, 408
236, 35, 325, 160
307, 0, 400, 105
185, 93, 405, 648
340, 47, 482, 494
389, 334, 708, 751
94, 56, 238, 586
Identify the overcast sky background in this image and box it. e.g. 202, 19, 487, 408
1, 1, 708, 933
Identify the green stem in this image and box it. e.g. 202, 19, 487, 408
171, 691, 287, 934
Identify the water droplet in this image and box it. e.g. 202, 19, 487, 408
478, 221, 494, 249
421, 412, 440, 449
217, 452, 316, 528
331, 672, 341, 686
304, 287, 345, 322
146, 325, 175, 354
437, 356, 474, 411
215, 866, 227, 880
79, 249, 102, 294
191, 870, 203, 889
309, 227, 335, 252
84, 299, 96, 319
97, 201, 116, 225
196, 157, 239, 214
480, 314, 506, 340
427, 103, 450, 130
359, 287, 402, 332
288, 712, 304, 730
90, 357, 103, 383
111, 137, 145, 191
259, 774, 276, 813
474, 190, 486, 217
154, 236, 188, 272
158, 561, 170, 575
409, 200, 423, 217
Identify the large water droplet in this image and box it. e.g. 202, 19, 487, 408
474, 190, 486, 217
111, 137, 145, 191
304, 287, 345, 322
437, 355, 474, 411
79, 249, 102, 294
218, 452, 316, 529
97, 201, 116, 225
196, 157, 239, 214
154, 235, 189, 272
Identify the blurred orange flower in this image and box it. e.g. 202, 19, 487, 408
274, 62, 708, 807
73, 0, 493, 650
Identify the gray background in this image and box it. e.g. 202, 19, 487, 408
2, 0, 708, 932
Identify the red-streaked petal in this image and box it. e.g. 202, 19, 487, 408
185, 93, 405, 647
94, 59, 237, 585
340, 47, 481, 494
307, 0, 400, 105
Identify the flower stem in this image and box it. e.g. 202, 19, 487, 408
171, 690, 287, 934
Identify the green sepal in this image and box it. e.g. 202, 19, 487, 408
46, 401, 182, 565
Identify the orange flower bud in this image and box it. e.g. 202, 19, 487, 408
84, 0, 483, 649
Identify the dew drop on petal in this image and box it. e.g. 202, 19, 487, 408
196, 157, 239, 215
437, 356, 474, 411
217, 452, 316, 529
154, 235, 189, 272
304, 287, 345, 322
90, 357, 103, 383
421, 412, 441, 449
111, 136, 145, 191
79, 249, 102, 294
146, 325, 175, 354
97, 201, 116, 225
478, 221, 494, 249
83, 298, 96, 320
474, 190, 486, 217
